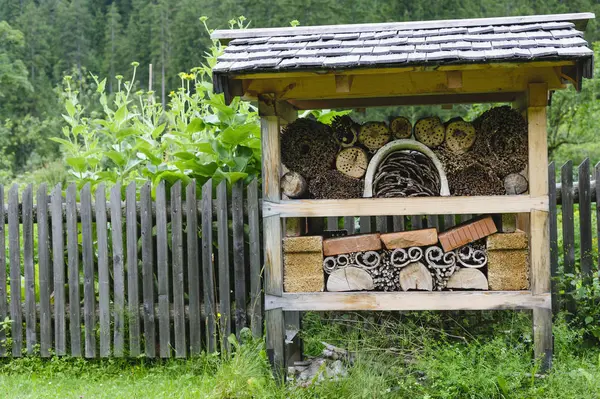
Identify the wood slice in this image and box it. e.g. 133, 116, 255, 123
446, 268, 488, 290
445, 119, 476, 154
504, 173, 528, 195
414, 117, 445, 148
358, 122, 390, 151
327, 267, 374, 291
390, 117, 412, 139
399, 262, 433, 291
336, 147, 368, 178
281, 171, 308, 199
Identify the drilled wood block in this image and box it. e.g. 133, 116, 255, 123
487, 230, 528, 250
438, 216, 497, 252
380, 228, 438, 249
283, 236, 324, 292
323, 233, 381, 256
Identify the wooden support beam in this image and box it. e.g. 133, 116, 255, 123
446, 71, 463, 89
335, 75, 353, 93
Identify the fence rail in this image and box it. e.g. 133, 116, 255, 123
0, 178, 263, 358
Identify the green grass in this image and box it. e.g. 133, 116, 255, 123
1, 312, 599, 398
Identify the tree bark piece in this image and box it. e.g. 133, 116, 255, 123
438, 216, 497, 252
380, 228, 438, 249
446, 268, 488, 290
445, 119, 476, 154
390, 117, 412, 139
399, 262, 433, 291
323, 233, 381, 256
327, 267, 374, 292
336, 147, 368, 179
281, 171, 308, 199
358, 122, 390, 151
504, 173, 529, 195
414, 117, 445, 148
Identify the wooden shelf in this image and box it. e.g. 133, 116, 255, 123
266, 291, 550, 312
263, 195, 548, 218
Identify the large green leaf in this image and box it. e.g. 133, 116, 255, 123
219, 123, 259, 145
116, 127, 139, 139
105, 151, 127, 167
152, 123, 166, 139
66, 156, 88, 173
186, 118, 205, 134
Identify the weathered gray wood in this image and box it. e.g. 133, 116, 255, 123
426, 215, 439, 230
110, 183, 125, 357
95, 184, 110, 357
560, 161, 576, 314
392, 216, 404, 232
0, 185, 5, 357
376, 216, 389, 233
444, 214, 455, 230
155, 181, 170, 358
343, 217, 355, 235
327, 217, 338, 230
247, 179, 262, 338
80, 183, 96, 358
578, 159, 593, 282
36, 185, 51, 357
188, 179, 203, 354
126, 182, 140, 356
459, 214, 471, 223
65, 184, 81, 357
217, 181, 231, 351
200, 179, 215, 352
8, 184, 22, 356
548, 162, 559, 315
232, 180, 246, 338
170, 181, 186, 358
140, 182, 155, 358
411, 215, 423, 230
359, 216, 372, 233
22, 185, 36, 354
556, 179, 596, 204
51, 184, 66, 355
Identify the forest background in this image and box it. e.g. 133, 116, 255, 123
1, 0, 600, 187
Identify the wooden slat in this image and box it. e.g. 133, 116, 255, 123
232, 180, 246, 338
263, 195, 548, 217
22, 185, 36, 354
578, 159, 593, 281
376, 216, 388, 233
596, 162, 600, 278
360, 216, 372, 233
190, 180, 204, 354
343, 217, 355, 235
65, 184, 80, 357
247, 179, 262, 338
140, 182, 155, 358
155, 181, 170, 358
217, 181, 231, 351
51, 184, 66, 355
548, 162, 559, 314
200, 180, 214, 352
126, 182, 140, 356
426, 215, 439, 230
170, 181, 186, 358
95, 184, 110, 357
80, 183, 96, 358
8, 184, 22, 356
560, 161, 576, 314
110, 184, 125, 357
443, 214, 455, 230
411, 215, 423, 230
36, 184, 51, 357
392, 216, 404, 232
326, 217, 338, 230
266, 291, 551, 311
0, 186, 5, 357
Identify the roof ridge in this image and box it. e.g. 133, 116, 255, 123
211, 13, 594, 41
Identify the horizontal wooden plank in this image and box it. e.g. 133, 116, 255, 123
266, 291, 551, 311
263, 196, 548, 217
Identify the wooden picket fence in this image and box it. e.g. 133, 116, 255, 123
0, 178, 262, 358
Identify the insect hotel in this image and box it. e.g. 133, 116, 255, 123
211, 13, 595, 372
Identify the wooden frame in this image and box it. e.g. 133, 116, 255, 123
257, 62, 560, 374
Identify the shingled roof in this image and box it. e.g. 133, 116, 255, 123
211, 13, 594, 79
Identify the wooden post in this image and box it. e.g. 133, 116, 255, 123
527, 82, 552, 371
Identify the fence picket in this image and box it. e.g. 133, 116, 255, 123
96, 185, 110, 357
443, 214, 455, 230
360, 216, 372, 233
140, 182, 156, 358
23, 185, 36, 354
51, 184, 66, 355
548, 162, 559, 314
578, 159, 593, 282
171, 181, 186, 358
247, 179, 262, 338
110, 184, 125, 357
217, 181, 231, 351
327, 217, 338, 230
126, 182, 141, 356
393, 216, 404, 232
596, 162, 600, 278
81, 183, 96, 358
411, 215, 423, 230
201, 179, 216, 352
560, 161, 576, 314
376, 216, 389, 233
188, 180, 203, 354
66, 184, 81, 356
8, 184, 22, 356
232, 180, 247, 337
343, 217, 355, 235
156, 181, 170, 358
0, 186, 5, 357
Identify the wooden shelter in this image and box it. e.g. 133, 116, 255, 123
211, 13, 595, 373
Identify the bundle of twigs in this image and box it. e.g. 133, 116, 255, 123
373, 151, 441, 198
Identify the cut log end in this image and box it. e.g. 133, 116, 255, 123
504, 173, 528, 195
327, 267, 374, 292
446, 268, 488, 290
359, 122, 391, 151
336, 147, 368, 179
399, 262, 433, 291
390, 117, 412, 139
414, 117, 445, 148
445, 120, 476, 154
281, 171, 308, 199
